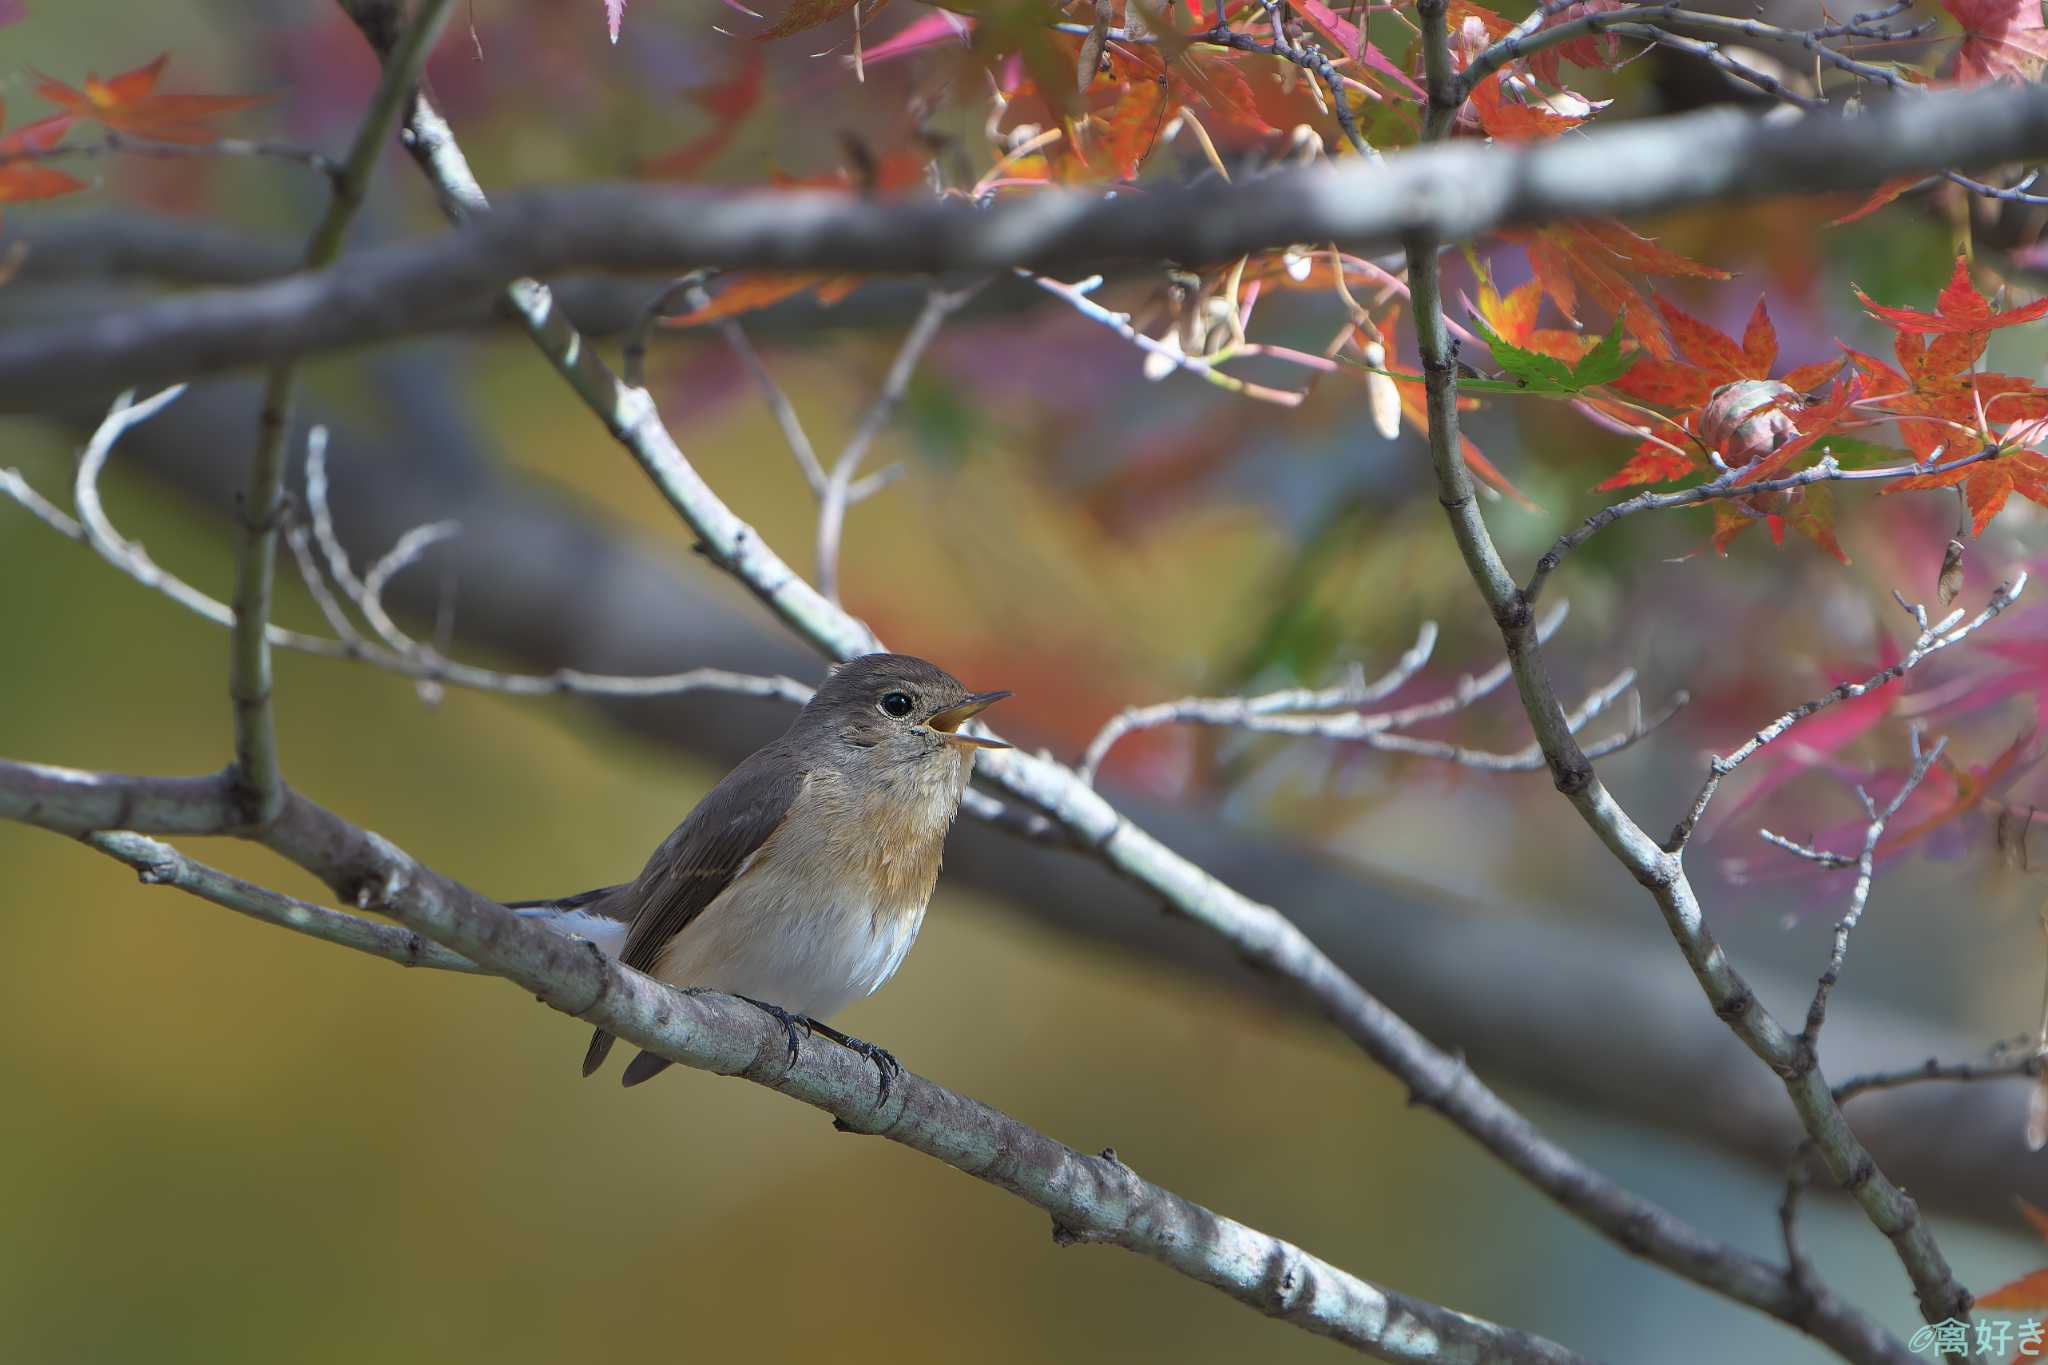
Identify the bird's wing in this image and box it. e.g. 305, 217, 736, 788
583, 745, 807, 1078
614, 748, 809, 976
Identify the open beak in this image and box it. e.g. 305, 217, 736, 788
928, 690, 1012, 749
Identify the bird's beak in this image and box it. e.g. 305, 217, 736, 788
928, 690, 1012, 749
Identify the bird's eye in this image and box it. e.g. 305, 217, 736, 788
879, 691, 915, 718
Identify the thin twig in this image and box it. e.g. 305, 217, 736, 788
2, 405, 813, 707
1794, 735, 1949, 1050
817, 281, 981, 602
1526, 445, 2000, 603
1670, 577, 2026, 851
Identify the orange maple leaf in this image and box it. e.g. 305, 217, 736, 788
1504, 220, 1729, 362
0, 103, 83, 205
35, 54, 265, 145
663, 272, 864, 327
1474, 273, 1593, 363
1081, 75, 1176, 181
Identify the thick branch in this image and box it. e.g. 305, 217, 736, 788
6, 81, 2048, 401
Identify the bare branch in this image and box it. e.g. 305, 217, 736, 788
1079, 622, 1441, 783
1079, 622, 1682, 781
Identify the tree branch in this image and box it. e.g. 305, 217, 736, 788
228, 0, 457, 825
1408, 0, 1972, 1334
6, 81, 2048, 401
1, 757, 1588, 1365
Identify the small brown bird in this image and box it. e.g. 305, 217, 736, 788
513, 653, 1008, 1097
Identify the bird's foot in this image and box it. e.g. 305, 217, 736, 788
736, 995, 810, 1066
807, 1020, 902, 1105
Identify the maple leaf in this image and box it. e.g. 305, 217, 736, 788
1505, 220, 1729, 362
1469, 73, 1589, 140
1976, 1202, 2048, 1316
642, 48, 764, 179
1847, 259, 2048, 465
1608, 295, 1769, 407
1854, 255, 2048, 335
1526, 0, 1625, 84
1081, 74, 1175, 179
1944, 0, 2048, 82
663, 272, 863, 326
34, 54, 265, 145
1885, 418, 2048, 534
1473, 273, 1592, 364
1595, 443, 1697, 490
1830, 174, 1922, 227
0, 103, 83, 205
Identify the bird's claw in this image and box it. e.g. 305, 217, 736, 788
737, 995, 810, 1066
810, 1020, 902, 1105
733, 1000, 900, 1104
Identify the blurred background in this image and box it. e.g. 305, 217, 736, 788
6, 1, 2048, 1361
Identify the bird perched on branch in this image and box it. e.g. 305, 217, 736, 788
511, 653, 1009, 1100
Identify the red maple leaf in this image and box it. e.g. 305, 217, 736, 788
1885, 417, 2048, 534
34, 54, 265, 145
1854, 255, 2048, 335
1849, 259, 2048, 465
1469, 74, 1591, 140
1944, 0, 2048, 82
642, 48, 764, 180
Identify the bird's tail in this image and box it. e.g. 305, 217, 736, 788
502, 886, 632, 1078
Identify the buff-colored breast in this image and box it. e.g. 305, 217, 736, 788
647, 750, 972, 1020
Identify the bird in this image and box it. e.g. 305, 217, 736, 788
510, 653, 1009, 1099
